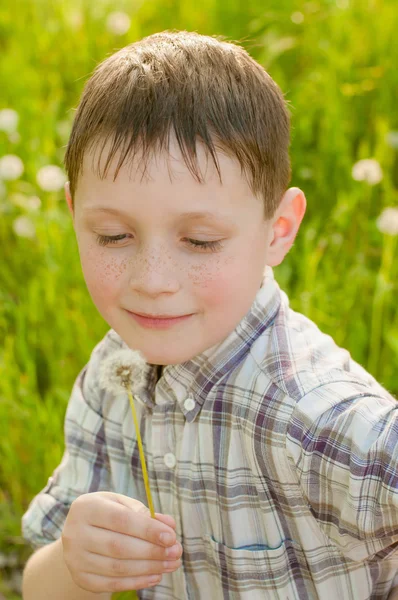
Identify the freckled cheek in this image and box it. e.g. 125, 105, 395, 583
80, 245, 128, 301
188, 256, 237, 308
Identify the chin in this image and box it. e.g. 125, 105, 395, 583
120, 341, 190, 366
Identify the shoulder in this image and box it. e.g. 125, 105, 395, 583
236, 290, 396, 439
250, 288, 395, 402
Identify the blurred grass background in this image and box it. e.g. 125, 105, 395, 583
1, 0, 398, 597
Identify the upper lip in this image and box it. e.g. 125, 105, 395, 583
129, 310, 190, 319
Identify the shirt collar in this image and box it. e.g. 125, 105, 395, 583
123, 265, 281, 422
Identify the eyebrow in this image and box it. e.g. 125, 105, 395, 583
82, 206, 232, 222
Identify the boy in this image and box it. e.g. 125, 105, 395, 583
21, 30, 398, 599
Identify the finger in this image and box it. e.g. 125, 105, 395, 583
85, 525, 183, 561
154, 513, 176, 530
88, 499, 177, 547
77, 571, 163, 594
83, 549, 182, 578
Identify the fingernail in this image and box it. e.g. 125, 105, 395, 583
159, 532, 174, 545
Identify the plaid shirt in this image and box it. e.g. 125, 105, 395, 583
22, 265, 398, 599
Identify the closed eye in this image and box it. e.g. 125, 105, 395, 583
95, 234, 223, 252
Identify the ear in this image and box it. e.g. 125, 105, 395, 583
64, 181, 74, 219
266, 187, 306, 267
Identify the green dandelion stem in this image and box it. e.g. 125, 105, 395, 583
127, 387, 155, 518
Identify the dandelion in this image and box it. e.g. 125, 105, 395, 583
36, 165, 67, 192
330, 232, 344, 246
99, 349, 155, 518
0, 108, 19, 133
298, 167, 313, 180
291, 12, 304, 24
385, 131, 398, 149
10, 193, 41, 212
8, 132, 21, 144
106, 11, 131, 35
56, 120, 71, 141
0, 154, 24, 180
67, 9, 83, 30
13, 216, 36, 239
351, 158, 383, 185
376, 207, 398, 236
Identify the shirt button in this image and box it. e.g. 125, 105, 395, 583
164, 453, 176, 468
184, 397, 195, 411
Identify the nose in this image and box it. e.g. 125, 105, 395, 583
128, 245, 180, 297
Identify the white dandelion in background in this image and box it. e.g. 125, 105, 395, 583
99, 348, 155, 518
385, 131, 398, 149
291, 12, 304, 24
0, 154, 24, 180
330, 233, 344, 246
26, 196, 41, 211
36, 165, 67, 192
10, 193, 41, 212
298, 167, 313, 180
106, 11, 131, 35
56, 120, 71, 141
8, 132, 21, 144
0, 109, 19, 133
13, 215, 36, 239
351, 158, 383, 185
67, 9, 83, 30
376, 207, 398, 236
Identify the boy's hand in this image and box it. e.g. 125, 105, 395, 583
61, 491, 182, 593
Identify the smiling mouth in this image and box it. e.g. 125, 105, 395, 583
131, 311, 191, 319
126, 310, 194, 329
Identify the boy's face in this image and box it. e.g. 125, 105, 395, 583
65, 135, 305, 365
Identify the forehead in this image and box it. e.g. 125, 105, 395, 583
74, 134, 266, 227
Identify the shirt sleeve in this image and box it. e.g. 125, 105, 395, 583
285, 379, 398, 562
21, 332, 114, 550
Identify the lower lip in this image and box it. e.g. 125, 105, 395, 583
127, 311, 193, 329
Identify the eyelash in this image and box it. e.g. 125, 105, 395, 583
95, 234, 223, 253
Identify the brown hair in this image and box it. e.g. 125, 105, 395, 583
64, 30, 291, 220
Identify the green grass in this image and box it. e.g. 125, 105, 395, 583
1, 0, 397, 597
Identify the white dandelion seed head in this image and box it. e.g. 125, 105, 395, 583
106, 11, 131, 35
99, 349, 147, 395
8, 131, 21, 144
27, 195, 41, 211
56, 120, 71, 140
385, 131, 398, 149
67, 9, 83, 30
10, 193, 41, 212
291, 11, 304, 24
0, 154, 24, 180
36, 165, 67, 192
351, 158, 383, 185
13, 215, 36, 239
0, 109, 19, 133
376, 207, 398, 236
298, 167, 313, 180
330, 233, 344, 246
